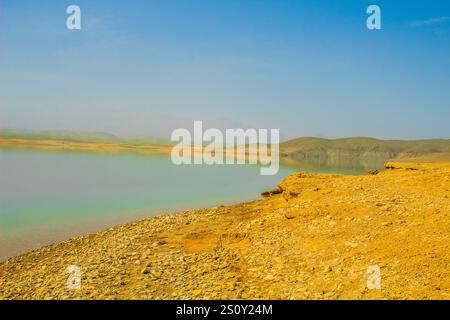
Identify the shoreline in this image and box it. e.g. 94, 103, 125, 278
0, 138, 173, 156
1, 162, 449, 299
0, 194, 262, 263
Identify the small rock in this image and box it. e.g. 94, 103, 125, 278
152, 240, 167, 247
191, 289, 202, 296
285, 213, 296, 220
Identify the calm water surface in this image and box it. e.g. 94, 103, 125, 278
0, 149, 379, 260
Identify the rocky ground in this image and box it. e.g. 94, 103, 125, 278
0, 162, 449, 300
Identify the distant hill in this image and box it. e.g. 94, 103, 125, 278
280, 137, 450, 162
0, 129, 174, 146
0, 129, 119, 142
2, 129, 449, 164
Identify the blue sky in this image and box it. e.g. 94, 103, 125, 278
0, 0, 449, 140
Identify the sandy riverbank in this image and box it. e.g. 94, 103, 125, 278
0, 162, 449, 300
0, 138, 172, 155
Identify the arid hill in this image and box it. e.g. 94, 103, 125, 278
280, 137, 450, 163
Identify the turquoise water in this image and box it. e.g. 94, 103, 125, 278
0, 149, 293, 260
0, 149, 377, 260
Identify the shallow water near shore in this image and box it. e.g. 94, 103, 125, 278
0, 149, 380, 261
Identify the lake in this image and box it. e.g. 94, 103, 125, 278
0, 149, 380, 260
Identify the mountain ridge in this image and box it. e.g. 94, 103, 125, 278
280, 136, 450, 162
1, 129, 449, 161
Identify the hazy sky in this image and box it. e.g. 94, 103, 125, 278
1, 0, 449, 140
